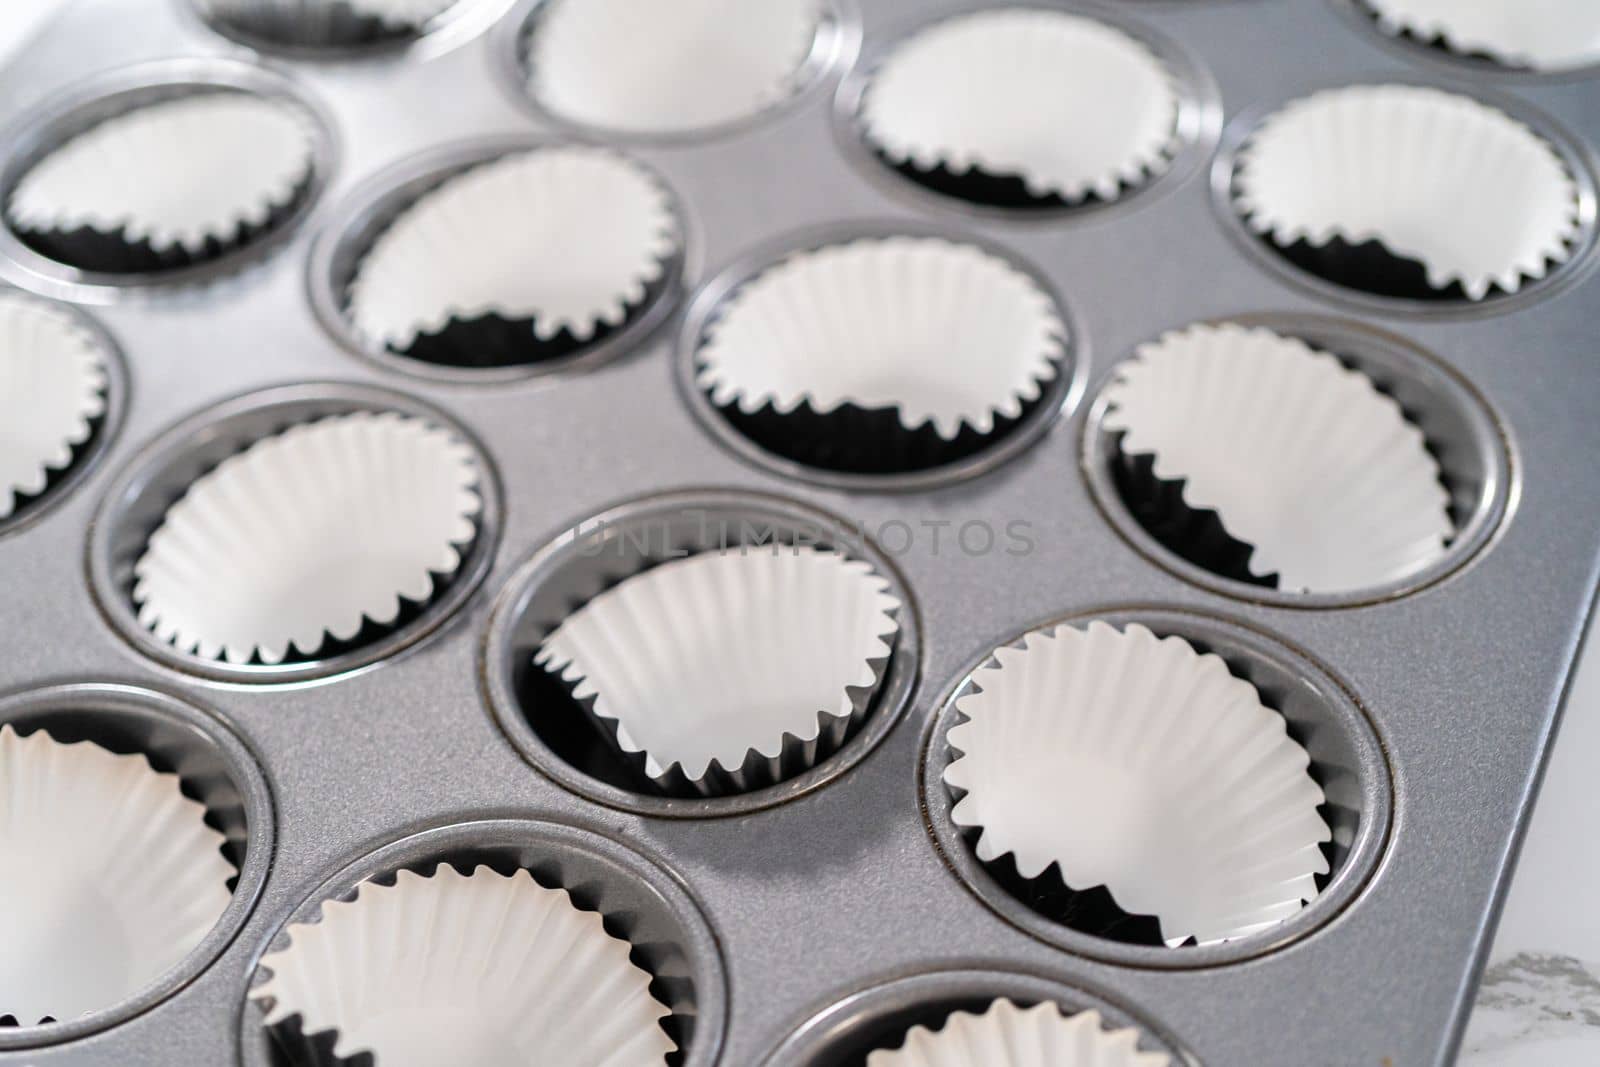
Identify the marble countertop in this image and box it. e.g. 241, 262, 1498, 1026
1460, 620, 1600, 1064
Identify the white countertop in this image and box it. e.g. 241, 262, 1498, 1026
1460, 619, 1600, 1064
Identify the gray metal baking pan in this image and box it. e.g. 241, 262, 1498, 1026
0, 0, 1597, 1064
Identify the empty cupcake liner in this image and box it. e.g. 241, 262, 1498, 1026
867, 999, 1171, 1067
0, 724, 235, 1026
860, 9, 1182, 207
1233, 84, 1580, 301
131, 410, 483, 666
535, 546, 902, 795
196, 0, 459, 47
696, 235, 1065, 474
251, 865, 675, 1067
1360, 0, 1600, 72
944, 621, 1332, 947
346, 146, 679, 368
0, 293, 108, 521
525, 0, 824, 135
1100, 321, 1454, 594
6, 91, 319, 274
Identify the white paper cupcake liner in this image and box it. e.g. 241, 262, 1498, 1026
132, 410, 482, 666
536, 546, 901, 792
1101, 321, 1453, 594
0, 293, 108, 520
860, 9, 1181, 204
7, 91, 318, 259
1361, 0, 1600, 72
867, 999, 1171, 1067
1233, 84, 1579, 300
697, 236, 1064, 441
0, 724, 234, 1026
251, 865, 675, 1067
526, 0, 823, 134
944, 621, 1331, 947
346, 146, 679, 357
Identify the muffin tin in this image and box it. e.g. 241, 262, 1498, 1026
0, 0, 1596, 1064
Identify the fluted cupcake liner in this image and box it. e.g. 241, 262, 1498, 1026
7, 91, 318, 275
1109, 449, 1275, 589
1360, 0, 1600, 73
868, 999, 1172, 1067
196, 0, 458, 48
132, 410, 483, 666
944, 621, 1332, 947
0, 724, 235, 1026
525, 0, 823, 135
1233, 84, 1580, 301
0, 293, 108, 521
860, 9, 1181, 208
251, 865, 675, 1067
1101, 321, 1453, 594
346, 146, 679, 369
536, 546, 901, 796
696, 236, 1065, 474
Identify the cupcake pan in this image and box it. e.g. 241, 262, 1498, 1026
0, 1, 1596, 1065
